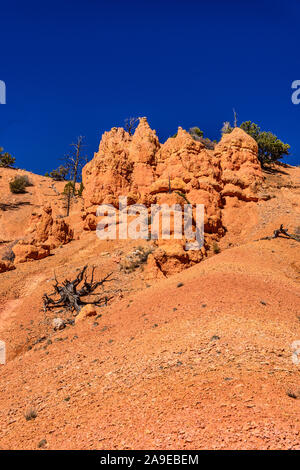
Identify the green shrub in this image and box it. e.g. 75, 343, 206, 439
9, 176, 28, 193
50, 165, 69, 181
221, 120, 290, 166
63, 181, 84, 197
77, 182, 84, 196
0, 148, 15, 168
239, 121, 290, 166
189, 127, 204, 139
19, 175, 33, 187
63, 181, 75, 195
189, 127, 216, 149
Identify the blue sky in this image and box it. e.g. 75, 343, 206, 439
1, 0, 300, 174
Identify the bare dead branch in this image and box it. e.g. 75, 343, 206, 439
43, 266, 114, 314
256, 225, 300, 242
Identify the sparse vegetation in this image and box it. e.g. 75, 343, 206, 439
62, 182, 74, 216
170, 127, 216, 149
63, 181, 75, 195
38, 439, 47, 448
124, 117, 139, 136
240, 121, 290, 166
64, 136, 87, 194
221, 121, 233, 135
20, 175, 33, 186
221, 120, 290, 166
189, 127, 203, 139
25, 407, 37, 421
120, 246, 154, 273
48, 137, 87, 194
9, 175, 32, 193
189, 127, 216, 149
49, 165, 69, 181
0, 147, 15, 168
212, 241, 221, 254
78, 182, 84, 196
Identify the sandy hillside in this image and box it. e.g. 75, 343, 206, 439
0, 155, 299, 449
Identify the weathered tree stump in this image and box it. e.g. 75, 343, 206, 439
43, 265, 113, 314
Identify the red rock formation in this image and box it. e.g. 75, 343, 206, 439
82, 127, 132, 209
25, 206, 73, 248
129, 117, 159, 201
13, 206, 73, 263
81, 118, 263, 274
215, 127, 263, 201
13, 241, 50, 264
82, 117, 160, 211
155, 127, 223, 236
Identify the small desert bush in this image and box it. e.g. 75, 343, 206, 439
24, 407, 37, 421
212, 241, 220, 254
9, 175, 33, 194
77, 182, 84, 196
120, 246, 153, 273
20, 175, 33, 187
63, 181, 75, 195
0, 149, 15, 168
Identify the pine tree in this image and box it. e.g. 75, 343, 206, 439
0, 147, 15, 167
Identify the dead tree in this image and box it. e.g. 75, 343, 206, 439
43, 265, 113, 314
256, 225, 300, 242
124, 117, 139, 136
62, 136, 87, 195
233, 108, 238, 127
272, 224, 293, 239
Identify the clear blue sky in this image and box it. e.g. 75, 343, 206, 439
1, 0, 300, 174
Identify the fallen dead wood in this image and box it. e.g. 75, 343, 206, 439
256, 225, 300, 242
43, 265, 114, 314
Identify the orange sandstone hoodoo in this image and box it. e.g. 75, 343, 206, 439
81, 118, 263, 274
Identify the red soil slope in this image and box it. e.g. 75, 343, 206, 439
0, 162, 299, 449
